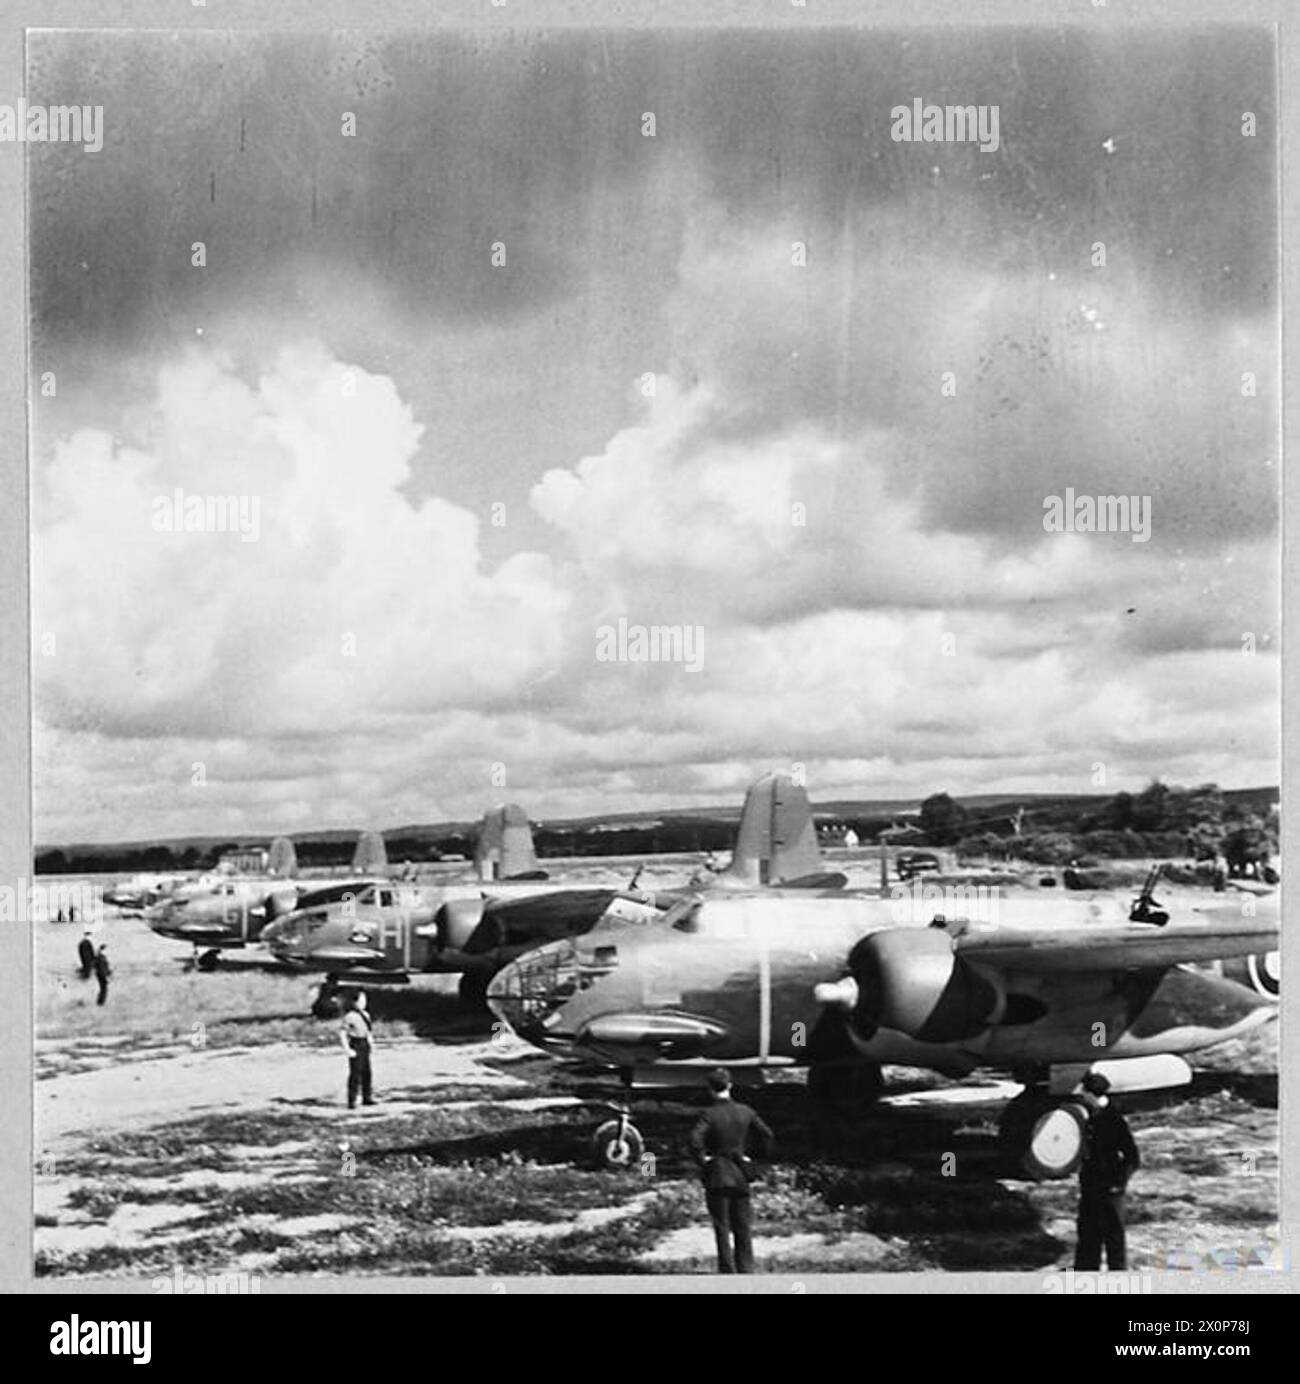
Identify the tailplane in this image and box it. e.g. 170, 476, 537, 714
352, 829, 388, 875
267, 836, 298, 879
726, 773, 827, 887
476, 803, 547, 882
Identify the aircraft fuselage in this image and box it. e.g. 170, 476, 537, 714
487, 895, 1277, 1077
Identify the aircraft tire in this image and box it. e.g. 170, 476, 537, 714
311, 979, 343, 1020
591, 1119, 644, 1172
196, 949, 221, 972
1000, 1092, 1087, 1180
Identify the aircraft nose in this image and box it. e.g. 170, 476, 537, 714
260, 915, 301, 955
145, 903, 173, 933
486, 939, 580, 1044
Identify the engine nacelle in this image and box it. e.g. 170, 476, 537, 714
263, 883, 303, 922
438, 896, 487, 952
847, 928, 1001, 1043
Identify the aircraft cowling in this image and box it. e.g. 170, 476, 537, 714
262, 884, 304, 923
438, 896, 487, 951
846, 928, 1001, 1044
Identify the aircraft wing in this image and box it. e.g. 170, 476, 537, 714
954, 920, 1277, 973
464, 888, 622, 954
1226, 879, 1277, 897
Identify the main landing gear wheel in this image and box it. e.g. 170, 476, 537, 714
311, 977, 343, 1020
999, 1091, 1088, 1180
196, 949, 222, 972
590, 1118, 645, 1172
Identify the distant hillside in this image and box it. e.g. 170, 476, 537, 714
35, 784, 1279, 874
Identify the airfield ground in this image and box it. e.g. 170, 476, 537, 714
33, 869, 1279, 1279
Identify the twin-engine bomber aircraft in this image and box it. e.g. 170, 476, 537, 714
261, 775, 850, 1006
146, 833, 386, 969
485, 888, 1279, 1178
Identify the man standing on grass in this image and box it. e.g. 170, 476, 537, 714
77, 930, 95, 980
1074, 1071, 1141, 1270
93, 944, 111, 1006
689, 1067, 773, 1274
340, 991, 376, 1109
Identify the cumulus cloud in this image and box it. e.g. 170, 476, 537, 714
34, 343, 572, 749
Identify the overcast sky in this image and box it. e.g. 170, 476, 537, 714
29, 26, 1278, 844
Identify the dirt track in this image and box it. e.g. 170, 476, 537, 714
37, 1035, 534, 1152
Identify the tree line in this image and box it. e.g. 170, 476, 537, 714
917, 782, 1277, 875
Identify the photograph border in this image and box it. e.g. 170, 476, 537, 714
2, 0, 1293, 1296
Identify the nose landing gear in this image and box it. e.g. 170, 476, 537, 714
589, 1102, 646, 1172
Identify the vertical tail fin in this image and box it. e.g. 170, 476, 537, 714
726, 773, 823, 886
476, 804, 542, 881
352, 829, 388, 876
268, 837, 298, 878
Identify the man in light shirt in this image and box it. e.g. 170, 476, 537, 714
340, 991, 376, 1108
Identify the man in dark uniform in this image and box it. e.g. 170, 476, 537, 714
340, 991, 376, 1108
1075, 1071, 1140, 1270
77, 931, 96, 980
689, 1068, 774, 1274
93, 944, 112, 1006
